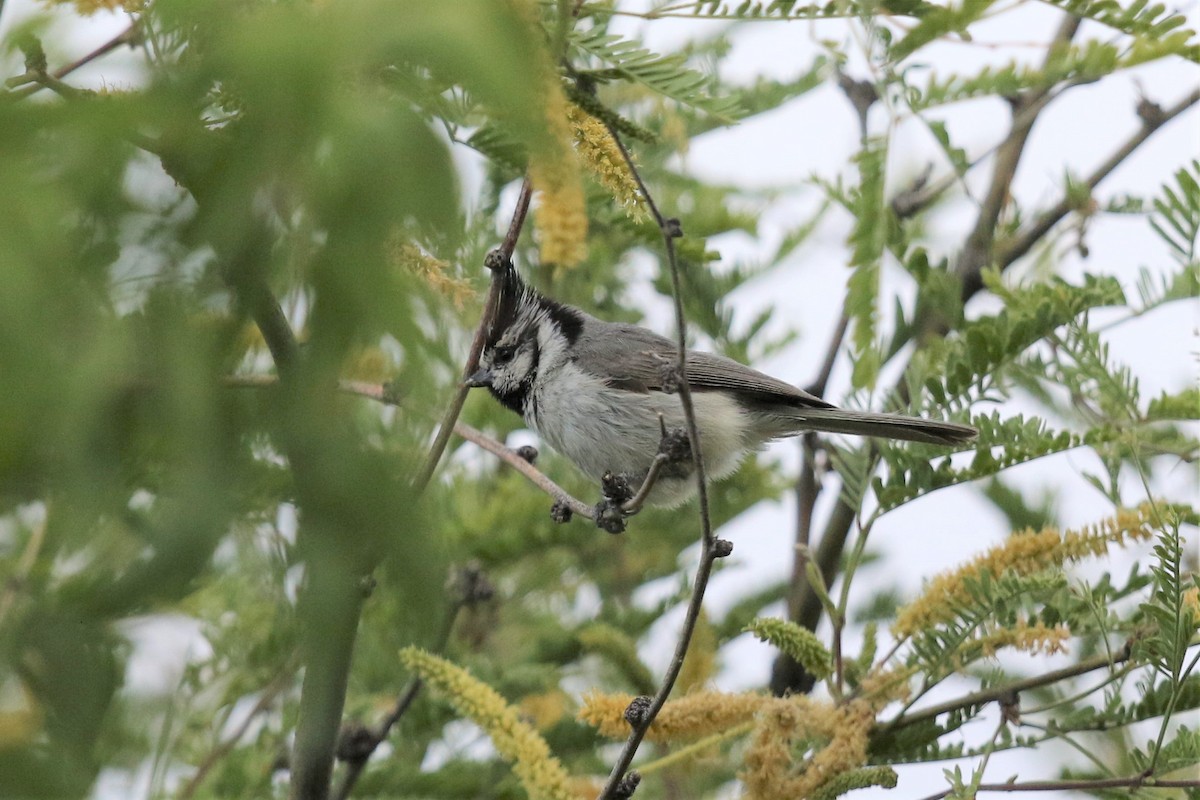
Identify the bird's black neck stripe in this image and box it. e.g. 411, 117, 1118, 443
487, 334, 540, 417
538, 295, 583, 346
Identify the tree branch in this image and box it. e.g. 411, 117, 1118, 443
231, 377, 600, 522
878, 642, 1134, 735
413, 178, 533, 491
996, 86, 1200, 274
454, 421, 595, 520
6, 22, 139, 101
592, 105, 730, 800
917, 774, 1200, 800
330, 565, 489, 800
772, 17, 1200, 698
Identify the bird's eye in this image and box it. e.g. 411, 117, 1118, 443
494, 344, 517, 363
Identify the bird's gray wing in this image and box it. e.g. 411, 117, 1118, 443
572, 319, 833, 409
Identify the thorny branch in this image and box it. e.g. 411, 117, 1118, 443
592, 103, 731, 800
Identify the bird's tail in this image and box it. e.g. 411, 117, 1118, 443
767, 407, 977, 446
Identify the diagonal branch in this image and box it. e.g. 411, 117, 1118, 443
997, 86, 1200, 273
413, 178, 533, 491
6, 21, 140, 100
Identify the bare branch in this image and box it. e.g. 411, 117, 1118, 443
7, 22, 139, 100
330, 566, 485, 800
879, 642, 1135, 735
453, 421, 595, 520
996, 87, 1200, 276
916, 774, 1200, 800
414, 178, 534, 491
592, 101, 729, 800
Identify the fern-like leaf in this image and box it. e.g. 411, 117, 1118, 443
568, 27, 742, 120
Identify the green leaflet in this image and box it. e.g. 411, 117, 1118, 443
568, 26, 743, 121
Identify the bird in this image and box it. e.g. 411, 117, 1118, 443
466, 266, 976, 509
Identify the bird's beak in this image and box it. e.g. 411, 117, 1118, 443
464, 367, 493, 388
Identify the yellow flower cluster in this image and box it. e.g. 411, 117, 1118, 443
388, 240, 473, 309
1183, 586, 1200, 623
400, 648, 574, 800
894, 504, 1160, 637
565, 104, 648, 223
519, 690, 570, 731
529, 74, 587, 267
857, 664, 916, 706
741, 696, 877, 800
962, 621, 1071, 662
579, 689, 766, 743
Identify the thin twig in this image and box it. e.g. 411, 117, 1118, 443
7, 22, 139, 100
916, 774, 1200, 800
453, 421, 595, 519
413, 177, 533, 492
331, 587, 470, 800
954, 14, 1080, 302
593, 106, 726, 800
0, 517, 46, 629
879, 643, 1135, 735
777, 306, 847, 693
621, 453, 671, 515
177, 669, 295, 800
996, 86, 1200, 276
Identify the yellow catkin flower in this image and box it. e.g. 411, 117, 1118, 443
742, 697, 877, 800
565, 104, 647, 222
579, 690, 766, 743
810, 766, 899, 800
389, 239, 473, 309
520, 690, 569, 731
567, 777, 603, 800
894, 504, 1160, 637
528, 71, 587, 266
970, 621, 1071, 659
858, 664, 916, 706
400, 648, 574, 800
746, 617, 833, 680
1182, 586, 1200, 623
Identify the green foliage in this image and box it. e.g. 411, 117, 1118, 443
1150, 159, 1200, 263
568, 25, 742, 121
1039, 0, 1200, 62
